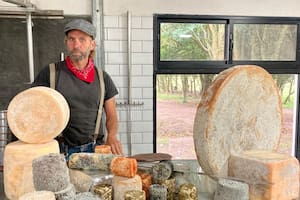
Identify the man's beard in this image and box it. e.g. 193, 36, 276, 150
68, 48, 89, 62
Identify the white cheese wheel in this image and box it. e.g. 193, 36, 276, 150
112, 175, 142, 200
193, 65, 282, 176
3, 140, 60, 200
7, 86, 70, 144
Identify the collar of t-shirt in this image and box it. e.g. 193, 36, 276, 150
65, 56, 95, 83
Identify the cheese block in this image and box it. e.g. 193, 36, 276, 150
124, 190, 146, 200
110, 157, 137, 178
3, 140, 59, 200
159, 178, 176, 200
214, 179, 249, 200
178, 183, 198, 200
69, 169, 94, 193
54, 183, 76, 200
75, 192, 102, 200
92, 183, 113, 200
68, 153, 115, 170
137, 171, 152, 199
193, 65, 282, 176
94, 145, 112, 154
228, 150, 299, 200
7, 86, 70, 144
32, 153, 70, 192
149, 184, 167, 200
112, 175, 142, 200
19, 191, 56, 200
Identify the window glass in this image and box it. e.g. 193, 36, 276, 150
160, 23, 225, 61
233, 24, 297, 61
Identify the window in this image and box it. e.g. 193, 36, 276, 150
154, 14, 300, 159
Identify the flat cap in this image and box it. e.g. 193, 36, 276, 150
64, 19, 96, 39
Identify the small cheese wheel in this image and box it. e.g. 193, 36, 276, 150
228, 150, 299, 200
94, 145, 112, 154
7, 86, 70, 144
193, 65, 282, 176
19, 191, 56, 200
112, 175, 142, 200
110, 157, 137, 178
3, 140, 59, 200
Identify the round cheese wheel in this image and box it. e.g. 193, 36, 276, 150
4, 140, 59, 200
19, 191, 56, 200
7, 86, 70, 144
193, 65, 282, 176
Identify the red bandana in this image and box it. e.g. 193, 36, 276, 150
66, 56, 95, 83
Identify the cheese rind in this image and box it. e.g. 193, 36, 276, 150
228, 150, 299, 200
7, 86, 70, 144
110, 157, 137, 178
193, 65, 282, 176
18, 191, 56, 200
3, 140, 59, 200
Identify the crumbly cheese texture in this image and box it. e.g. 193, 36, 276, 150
228, 150, 299, 200
112, 175, 142, 200
4, 140, 60, 200
7, 86, 70, 144
18, 191, 56, 200
193, 65, 282, 176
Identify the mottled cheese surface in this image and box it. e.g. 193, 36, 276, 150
193, 65, 282, 176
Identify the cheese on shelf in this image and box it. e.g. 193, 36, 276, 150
228, 150, 299, 200
193, 65, 282, 176
3, 140, 59, 200
110, 157, 137, 178
112, 175, 142, 200
7, 86, 70, 144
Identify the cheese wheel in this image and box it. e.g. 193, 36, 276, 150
193, 65, 282, 176
19, 191, 56, 200
112, 175, 142, 200
3, 140, 59, 200
94, 145, 112, 154
7, 86, 70, 144
110, 157, 137, 178
228, 150, 299, 200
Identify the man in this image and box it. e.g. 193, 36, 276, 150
32, 19, 123, 158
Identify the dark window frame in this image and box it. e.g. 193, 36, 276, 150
153, 14, 300, 159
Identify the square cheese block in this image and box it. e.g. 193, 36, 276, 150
228, 150, 299, 200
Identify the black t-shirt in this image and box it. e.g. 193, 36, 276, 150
32, 61, 118, 146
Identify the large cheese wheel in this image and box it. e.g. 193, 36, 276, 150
193, 65, 282, 176
3, 140, 59, 200
7, 86, 70, 144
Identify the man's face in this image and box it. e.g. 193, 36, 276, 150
65, 30, 95, 62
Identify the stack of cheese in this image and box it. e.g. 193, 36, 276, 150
110, 156, 144, 200
193, 65, 299, 200
3, 86, 70, 200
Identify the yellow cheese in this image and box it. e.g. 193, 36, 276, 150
228, 150, 299, 200
7, 86, 70, 144
3, 140, 59, 200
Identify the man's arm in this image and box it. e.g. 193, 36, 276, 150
104, 96, 123, 155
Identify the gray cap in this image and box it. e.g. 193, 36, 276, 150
64, 19, 96, 39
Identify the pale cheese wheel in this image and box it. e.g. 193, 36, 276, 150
7, 86, 70, 144
3, 140, 59, 200
193, 65, 282, 176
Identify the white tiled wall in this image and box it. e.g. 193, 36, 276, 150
104, 15, 154, 156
